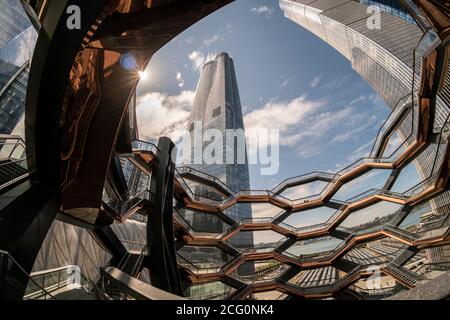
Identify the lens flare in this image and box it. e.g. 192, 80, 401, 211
138, 70, 148, 80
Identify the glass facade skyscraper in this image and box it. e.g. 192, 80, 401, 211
0, 0, 38, 135
184, 52, 254, 273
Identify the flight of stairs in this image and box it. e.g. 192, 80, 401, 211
0, 159, 27, 186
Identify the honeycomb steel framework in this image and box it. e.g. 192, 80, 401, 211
165, 3, 450, 299
1, 0, 448, 300
118, 14, 450, 297
108, 1, 450, 300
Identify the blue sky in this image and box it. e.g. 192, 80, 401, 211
136, 0, 391, 191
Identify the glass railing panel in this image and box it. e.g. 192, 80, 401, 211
281, 206, 337, 229
278, 180, 329, 201
382, 130, 408, 158
184, 281, 236, 300
390, 143, 438, 194
177, 245, 233, 270
370, 94, 413, 157
226, 230, 287, 253
182, 177, 227, 201
0, 250, 55, 300
131, 140, 159, 155
222, 202, 258, 222
177, 166, 235, 195
331, 169, 392, 202
282, 236, 343, 260
339, 201, 403, 235
176, 208, 231, 235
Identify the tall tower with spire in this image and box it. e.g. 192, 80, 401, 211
185, 52, 253, 273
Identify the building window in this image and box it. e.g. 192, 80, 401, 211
213, 106, 221, 118
189, 122, 194, 132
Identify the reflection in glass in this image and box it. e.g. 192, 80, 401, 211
224, 203, 282, 220
391, 161, 423, 194
382, 130, 407, 158
284, 236, 343, 257
178, 246, 232, 268
332, 169, 392, 202
340, 201, 402, 233
228, 230, 286, 249
178, 208, 231, 234
184, 281, 235, 300
280, 180, 328, 200
282, 206, 336, 228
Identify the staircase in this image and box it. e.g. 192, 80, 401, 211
384, 225, 418, 243
228, 284, 251, 300
383, 263, 421, 288
0, 159, 28, 187
117, 252, 144, 277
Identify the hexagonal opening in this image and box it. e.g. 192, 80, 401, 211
281, 206, 337, 229
391, 143, 442, 195
223, 202, 282, 221
398, 202, 430, 232
280, 180, 329, 200
382, 129, 407, 158
177, 245, 233, 269
176, 208, 231, 234
343, 238, 405, 266
339, 201, 402, 234
283, 236, 343, 258
231, 260, 290, 283
390, 161, 423, 194
184, 281, 236, 300
183, 177, 227, 201
332, 169, 392, 202
227, 230, 287, 251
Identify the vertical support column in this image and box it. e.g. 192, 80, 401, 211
147, 137, 183, 296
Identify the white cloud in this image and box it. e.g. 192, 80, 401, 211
345, 140, 374, 164
320, 74, 352, 90
136, 91, 195, 142
251, 5, 274, 17
182, 36, 194, 44
188, 50, 217, 72
310, 75, 322, 88
244, 91, 382, 161
244, 95, 325, 148
176, 72, 185, 88
203, 34, 220, 47
280, 76, 292, 89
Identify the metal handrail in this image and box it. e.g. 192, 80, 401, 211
0, 250, 55, 300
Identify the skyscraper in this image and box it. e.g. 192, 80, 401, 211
279, 0, 448, 133
0, 0, 38, 135
185, 52, 253, 268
